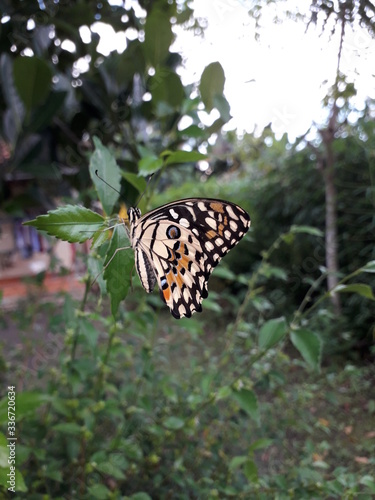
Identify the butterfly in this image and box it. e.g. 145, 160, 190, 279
123, 198, 250, 319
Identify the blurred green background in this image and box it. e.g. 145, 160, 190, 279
0, 1, 374, 498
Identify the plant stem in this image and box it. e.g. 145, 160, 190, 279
296, 267, 364, 322
96, 317, 117, 392
224, 232, 286, 351
71, 279, 90, 361
291, 271, 328, 327
189, 348, 267, 421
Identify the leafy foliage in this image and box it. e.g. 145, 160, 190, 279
1, 1, 375, 498
1, 258, 375, 497
228, 122, 375, 357
0, 0, 228, 213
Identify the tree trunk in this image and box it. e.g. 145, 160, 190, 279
323, 149, 341, 315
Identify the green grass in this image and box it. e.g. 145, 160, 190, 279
1, 292, 375, 498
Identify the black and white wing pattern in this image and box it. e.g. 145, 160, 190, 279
127, 198, 250, 319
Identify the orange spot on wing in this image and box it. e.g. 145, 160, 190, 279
207, 230, 217, 239
218, 223, 224, 236
210, 202, 224, 213
163, 287, 171, 302
179, 254, 191, 269
175, 270, 184, 288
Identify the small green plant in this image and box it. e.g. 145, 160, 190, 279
1, 142, 374, 498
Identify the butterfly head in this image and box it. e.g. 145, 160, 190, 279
127, 207, 142, 226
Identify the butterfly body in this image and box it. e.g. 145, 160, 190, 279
127, 198, 250, 319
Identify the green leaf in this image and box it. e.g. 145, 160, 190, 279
360, 475, 375, 492
53, 423, 82, 434
249, 438, 273, 452
150, 69, 184, 108
79, 318, 100, 349
244, 459, 258, 482
121, 171, 147, 194
16, 470, 27, 492
178, 124, 205, 139
290, 225, 324, 237
229, 455, 248, 470
90, 227, 110, 249
213, 94, 231, 122
129, 494, 152, 500
18, 163, 62, 180
0, 468, 27, 492
87, 484, 111, 499
201, 295, 222, 313
258, 317, 288, 350
332, 283, 375, 300
90, 137, 121, 215
43, 468, 63, 481
143, 9, 173, 66
13, 56, 52, 112
164, 150, 207, 166
361, 261, 375, 273
103, 226, 133, 316
207, 116, 226, 135
0, 433, 8, 467
87, 254, 106, 294
212, 266, 237, 280
0, 392, 47, 422
216, 385, 232, 400
259, 264, 288, 280
138, 156, 164, 176
312, 460, 329, 469
95, 461, 126, 479
290, 328, 322, 370
232, 389, 259, 424
26, 91, 66, 133
199, 62, 225, 112
163, 416, 185, 430
23, 205, 105, 243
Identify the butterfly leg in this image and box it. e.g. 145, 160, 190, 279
89, 245, 131, 287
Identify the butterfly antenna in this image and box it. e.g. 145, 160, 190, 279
95, 170, 121, 196
135, 174, 154, 208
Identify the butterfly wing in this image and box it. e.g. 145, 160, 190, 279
132, 198, 250, 319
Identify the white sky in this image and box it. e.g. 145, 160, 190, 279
91, 0, 375, 141
174, 0, 375, 140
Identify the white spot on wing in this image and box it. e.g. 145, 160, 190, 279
179, 218, 190, 227
205, 241, 215, 251
169, 209, 179, 219
183, 287, 190, 301
184, 274, 193, 286
178, 304, 186, 316
215, 238, 224, 246
205, 217, 217, 230
199, 275, 205, 288
226, 205, 239, 220
229, 220, 238, 231
184, 206, 197, 220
